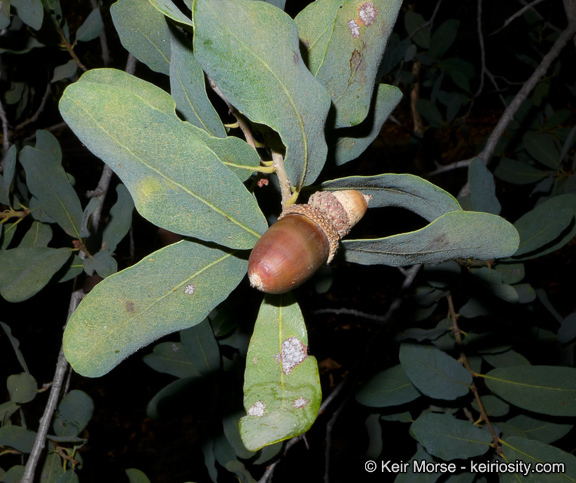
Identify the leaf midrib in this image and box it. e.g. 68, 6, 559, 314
91, 248, 237, 337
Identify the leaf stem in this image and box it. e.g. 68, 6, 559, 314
254, 165, 276, 174
51, 12, 87, 72
208, 78, 260, 151
0, 207, 29, 222
207, 77, 295, 207
271, 151, 295, 206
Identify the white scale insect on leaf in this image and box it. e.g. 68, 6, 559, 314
348, 19, 360, 38
358, 2, 378, 26
293, 397, 309, 409
248, 400, 266, 417
281, 336, 307, 375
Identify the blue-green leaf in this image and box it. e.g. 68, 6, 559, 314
51, 60, 78, 83
53, 390, 94, 437
7, 372, 37, 404
143, 341, 200, 378
19, 130, 85, 239
83, 250, 117, 279
180, 318, 220, 376
111, 0, 171, 75
400, 343, 471, 400
146, 377, 198, 419
484, 366, 576, 417
471, 394, 510, 418
468, 157, 501, 215
59, 68, 267, 249
356, 364, 420, 407
239, 294, 321, 451
0, 144, 17, 205
331, 84, 402, 165
493, 158, 548, 185
558, 312, 576, 344
511, 194, 576, 260
193, 0, 331, 189
523, 132, 561, 169
417, 99, 444, 128
0, 425, 37, 453
125, 468, 152, 483
501, 437, 576, 481
411, 413, 492, 460
0, 247, 73, 302
169, 32, 226, 138
63, 240, 247, 377
0, 0, 10, 29
429, 19, 459, 58
319, 173, 461, 222
12, 0, 43, 30
343, 210, 519, 266
75, 8, 104, 43
404, 10, 430, 49
147, 0, 193, 26
296, 0, 402, 128
19, 221, 52, 248
498, 415, 572, 445
0, 321, 29, 373
102, 184, 134, 254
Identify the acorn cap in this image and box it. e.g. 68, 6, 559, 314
308, 190, 371, 237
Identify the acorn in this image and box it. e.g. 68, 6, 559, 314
248, 190, 371, 294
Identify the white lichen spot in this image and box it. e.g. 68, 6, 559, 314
281, 336, 307, 375
184, 284, 196, 295
172, 343, 179, 352
293, 397, 309, 409
358, 2, 378, 26
248, 400, 266, 417
348, 19, 360, 38
274, 353, 281, 365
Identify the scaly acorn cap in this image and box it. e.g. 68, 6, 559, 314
308, 190, 371, 238
279, 190, 371, 263
248, 190, 371, 293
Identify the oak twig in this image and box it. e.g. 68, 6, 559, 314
479, 20, 576, 168
491, 0, 548, 35
0, 99, 10, 160
15, 84, 53, 132
446, 294, 503, 455
429, 19, 576, 179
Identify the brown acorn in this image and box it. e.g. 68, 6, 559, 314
248, 190, 370, 294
